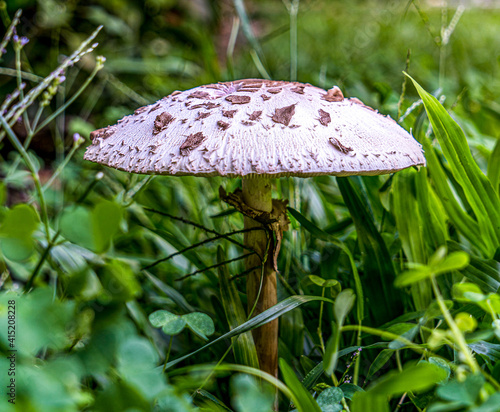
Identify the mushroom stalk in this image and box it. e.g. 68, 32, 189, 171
242, 177, 278, 379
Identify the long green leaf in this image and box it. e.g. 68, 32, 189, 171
165, 295, 333, 369
488, 139, 500, 194
352, 363, 448, 412
337, 177, 402, 323
392, 169, 427, 264
217, 246, 259, 369
279, 358, 322, 412
408, 74, 500, 256
393, 167, 447, 262
418, 133, 487, 255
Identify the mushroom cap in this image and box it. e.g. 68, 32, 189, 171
84, 79, 425, 178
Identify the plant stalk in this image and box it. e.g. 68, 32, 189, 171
242, 177, 278, 379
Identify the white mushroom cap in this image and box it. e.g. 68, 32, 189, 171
84, 79, 425, 177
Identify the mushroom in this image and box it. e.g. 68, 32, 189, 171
84, 79, 425, 379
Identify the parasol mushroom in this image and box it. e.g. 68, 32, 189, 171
84, 79, 425, 379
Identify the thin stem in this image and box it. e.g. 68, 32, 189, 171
24, 231, 60, 291
318, 287, 326, 353
250, 50, 271, 80
430, 275, 479, 373
397, 49, 411, 120
77, 171, 104, 203
395, 350, 403, 372
226, 17, 240, 79
0, 114, 50, 238
174, 252, 255, 281
15, 45, 31, 135
41, 140, 83, 192
229, 265, 261, 281
0, 67, 43, 83
141, 228, 264, 271
289, 0, 299, 81
353, 325, 362, 386
191, 343, 234, 395
162, 337, 174, 372
144, 207, 263, 253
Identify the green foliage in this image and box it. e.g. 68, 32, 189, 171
352, 363, 449, 412
231, 374, 274, 412
59, 201, 123, 253
148, 309, 215, 340
0, 204, 39, 261
280, 358, 322, 412
395, 246, 470, 287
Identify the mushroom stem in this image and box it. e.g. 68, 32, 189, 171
242, 177, 278, 379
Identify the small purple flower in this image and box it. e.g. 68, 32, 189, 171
20, 37, 29, 46
1, 48, 6, 54
12, 34, 19, 43
73, 133, 81, 142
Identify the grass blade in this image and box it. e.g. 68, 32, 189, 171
488, 139, 500, 194
337, 177, 402, 324
217, 246, 259, 369
165, 295, 333, 369
407, 73, 500, 256
279, 358, 322, 412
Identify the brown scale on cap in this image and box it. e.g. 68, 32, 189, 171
188, 90, 211, 99
267, 88, 282, 94
350, 97, 376, 112
148, 103, 161, 113
189, 102, 221, 110
196, 112, 212, 120
180, 132, 206, 156
90, 126, 115, 143
241, 120, 255, 126
248, 111, 262, 121
272, 104, 296, 126
225, 95, 251, 105
291, 85, 305, 94
329, 137, 353, 154
322, 86, 344, 102
223, 109, 238, 118
152, 112, 175, 135
261, 94, 271, 101
318, 109, 331, 126
134, 106, 148, 115
217, 120, 230, 130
